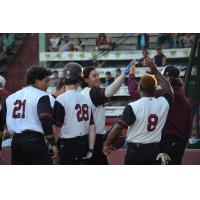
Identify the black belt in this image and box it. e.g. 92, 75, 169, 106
13, 130, 44, 138
59, 135, 87, 141
128, 142, 159, 148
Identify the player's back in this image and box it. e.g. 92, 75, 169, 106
127, 96, 170, 144
81, 87, 106, 135
56, 90, 92, 139
6, 86, 49, 134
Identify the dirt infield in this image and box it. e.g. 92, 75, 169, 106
1, 148, 200, 165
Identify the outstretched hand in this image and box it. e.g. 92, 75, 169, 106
144, 58, 159, 75
129, 63, 136, 75
124, 60, 136, 75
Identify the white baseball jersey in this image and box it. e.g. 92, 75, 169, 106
81, 87, 107, 135
125, 96, 170, 144
6, 86, 54, 134
54, 90, 92, 139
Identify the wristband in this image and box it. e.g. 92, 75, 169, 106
47, 137, 56, 146
88, 149, 94, 153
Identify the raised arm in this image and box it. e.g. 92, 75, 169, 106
104, 60, 135, 98
145, 58, 173, 96
128, 64, 141, 100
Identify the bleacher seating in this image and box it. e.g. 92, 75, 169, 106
60, 33, 159, 51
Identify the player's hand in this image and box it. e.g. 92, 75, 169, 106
156, 153, 171, 165
53, 155, 60, 165
144, 58, 159, 75
51, 146, 59, 160
81, 151, 93, 160
129, 63, 136, 75
103, 144, 113, 156
124, 60, 136, 76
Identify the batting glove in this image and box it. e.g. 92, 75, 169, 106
81, 149, 93, 160
156, 153, 171, 165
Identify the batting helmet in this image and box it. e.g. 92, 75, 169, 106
63, 62, 83, 82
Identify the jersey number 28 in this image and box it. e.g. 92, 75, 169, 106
12, 100, 26, 119
75, 104, 89, 122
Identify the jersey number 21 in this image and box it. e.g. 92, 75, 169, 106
12, 100, 26, 119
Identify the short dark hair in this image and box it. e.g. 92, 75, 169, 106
105, 71, 111, 75
56, 78, 65, 90
116, 68, 121, 73
64, 79, 78, 85
26, 66, 51, 85
81, 66, 96, 89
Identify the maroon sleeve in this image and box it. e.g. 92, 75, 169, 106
37, 96, 52, 120
162, 93, 173, 108
118, 105, 136, 129
90, 87, 109, 106
128, 74, 141, 100
128, 75, 169, 102
185, 102, 193, 143
53, 101, 65, 127
37, 95, 53, 135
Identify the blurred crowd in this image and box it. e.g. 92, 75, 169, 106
0, 33, 15, 62
47, 33, 194, 53
137, 33, 194, 50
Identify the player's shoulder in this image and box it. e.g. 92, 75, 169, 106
56, 91, 73, 103
81, 87, 91, 93
128, 97, 145, 106
156, 95, 170, 104
56, 92, 66, 102
23, 86, 49, 97
6, 87, 25, 101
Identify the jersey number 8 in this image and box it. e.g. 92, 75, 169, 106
75, 104, 89, 122
147, 114, 158, 132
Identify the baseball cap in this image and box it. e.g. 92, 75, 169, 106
162, 65, 180, 78
63, 62, 83, 82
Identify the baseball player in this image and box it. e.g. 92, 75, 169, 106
0, 75, 8, 150
0, 128, 12, 164
81, 61, 134, 164
3, 66, 58, 164
103, 58, 173, 165
53, 62, 96, 165
128, 62, 192, 164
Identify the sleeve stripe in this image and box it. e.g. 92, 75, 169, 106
118, 119, 128, 128
39, 113, 52, 119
